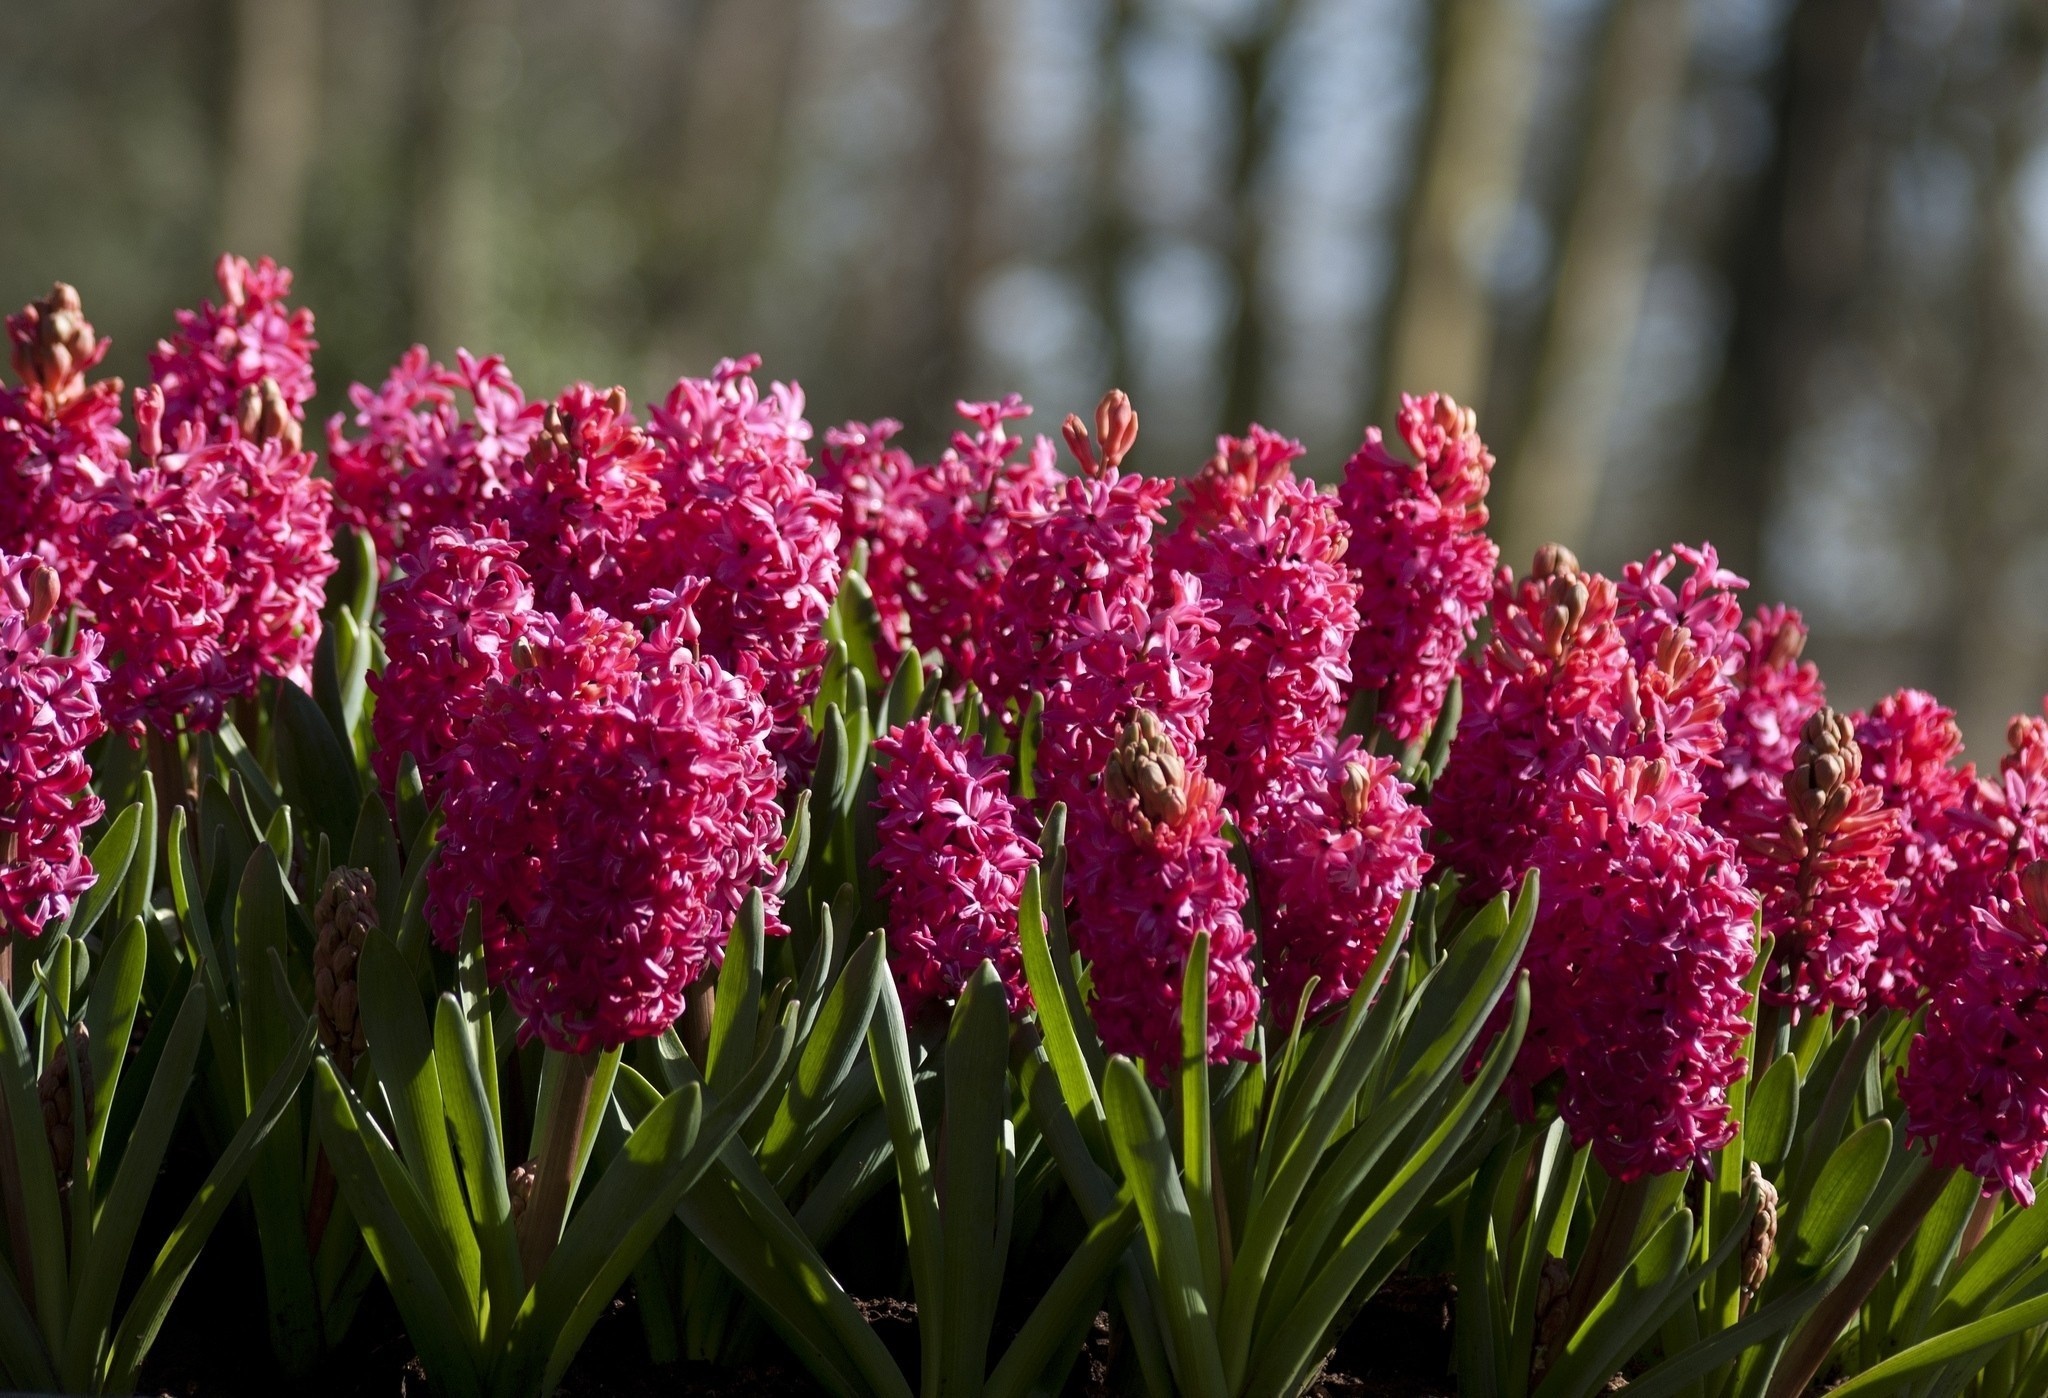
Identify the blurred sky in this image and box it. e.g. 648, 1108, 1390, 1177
7, 0, 2048, 753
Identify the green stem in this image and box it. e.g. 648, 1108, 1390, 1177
1766, 1161, 1954, 1398
1564, 1172, 1649, 1338
518, 1047, 602, 1287
1958, 1190, 1999, 1261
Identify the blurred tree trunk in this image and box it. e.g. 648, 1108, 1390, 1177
1374, 0, 1540, 418
1496, 0, 1692, 568
1942, 4, 2048, 744
1087, 0, 1137, 396
1220, 0, 1300, 435
662, 0, 806, 349
412, 0, 517, 354
1681, 0, 1880, 586
221, 0, 322, 264
927, 0, 993, 417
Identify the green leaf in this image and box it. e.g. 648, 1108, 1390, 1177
395, 752, 429, 851
0, 980, 72, 1356
100, 1012, 317, 1394
868, 969, 947, 1387
878, 647, 926, 734
835, 571, 885, 692
1017, 865, 1105, 1147
117, 774, 158, 931
61, 983, 210, 1390
1623, 1229, 1866, 1398
1531, 1208, 1695, 1398
0, 1259, 56, 1393
1932, 1175, 2048, 1329
1746, 1052, 1800, 1169
761, 931, 885, 1172
1454, 1140, 1512, 1398
434, 996, 521, 1346
359, 930, 483, 1305
1888, 1167, 1980, 1346
64, 801, 143, 943
348, 790, 405, 940
1827, 1281, 2048, 1397
984, 1196, 1141, 1398
308, 1062, 484, 1398
941, 962, 1013, 1395
80, 914, 147, 1184
1103, 1057, 1229, 1398
1788, 1119, 1892, 1268
1179, 933, 1222, 1315
706, 891, 765, 1097
273, 678, 362, 855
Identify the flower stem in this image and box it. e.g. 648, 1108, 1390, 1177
1563, 1171, 1650, 1337
518, 1047, 602, 1288
1766, 1159, 1954, 1398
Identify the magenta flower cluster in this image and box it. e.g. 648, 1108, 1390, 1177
0, 553, 106, 937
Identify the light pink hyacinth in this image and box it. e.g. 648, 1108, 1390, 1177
1901, 867, 2048, 1204
150, 254, 317, 444
871, 718, 1039, 1018
0, 554, 107, 938
328, 346, 543, 567
428, 588, 782, 1052
1338, 393, 1499, 744
1248, 738, 1429, 1022
1518, 756, 1758, 1180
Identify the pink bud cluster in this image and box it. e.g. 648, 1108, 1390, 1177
427, 587, 782, 1052
1518, 758, 1758, 1180
1066, 713, 1257, 1075
1248, 738, 1430, 1022
0, 554, 107, 938
1702, 606, 1825, 833
1338, 393, 1499, 744
871, 719, 1040, 1018
1157, 428, 1360, 819
1901, 873, 2048, 1204
327, 346, 543, 566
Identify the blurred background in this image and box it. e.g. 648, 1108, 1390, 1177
4, 0, 2046, 749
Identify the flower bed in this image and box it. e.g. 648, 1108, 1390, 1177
2, 259, 2047, 1397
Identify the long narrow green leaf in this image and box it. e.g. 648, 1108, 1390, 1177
1455, 1140, 1513, 1398
80, 914, 146, 1184
306, 1062, 484, 1398
0, 1258, 56, 1393
1788, 1120, 1891, 1267
359, 930, 483, 1306
984, 1197, 1140, 1398
1531, 1208, 1694, 1398
434, 996, 521, 1344
1828, 1281, 2048, 1397
1179, 933, 1221, 1312
762, 930, 885, 1168
941, 962, 1012, 1395
63, 802, 142, 944
1103, 1057, 1228, 1398
1745, 1053, 1800, 1169
706, 891, 765, 1096
348, 791, 405, 939
0, 982, 71, 1357
1017, 866, 1105, 1148
869, 970, 946, 1394
273, 679, 361, 855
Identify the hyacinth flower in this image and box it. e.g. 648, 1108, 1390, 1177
0, 283, 128, 599
1729, 707, 1901, 1023
81, 384, 336, 737
490, 384, 665, 616
368, 524, 535, 812
1856, 689, 1977, 1009
149, 252, 317, 444
870, 717, 1038, 1018
1247, 737, 1430, 1023
1064, 711, 1257, 1074
1157, 427, 1360, 821
1702, 604, 1825, 832
1430, 544, 1631, 897
636, 363, 842, 762
897, 394, 1061, 692
0, 555, 107, 943
983, 390, 1175, 725
1338, 392, 1499, 744
816, 417, 933, 666
327, 345, 543, 567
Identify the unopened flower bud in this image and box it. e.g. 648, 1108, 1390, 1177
134, 384, 165, 461
508, 1159, 538, 1222
1765, 617, 1808, 669
25, 563, 60, 628
10, 283, 98, 403
1538, 574, 1589, 656
235, 376, 302, 451
2022, 861, 2048, 926
1742, 1164, 1778, 1301
511, 638, 540, 672
604, 385, 630, 417
1339, 761, 1373, 826
1094, 389, 1138, 472
1061, 413, 1095, 474
1104, 710, 1193, 840
1530, 542, 1580, 582
314, 867, 378, 1078
1787, 708, 1862, 833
